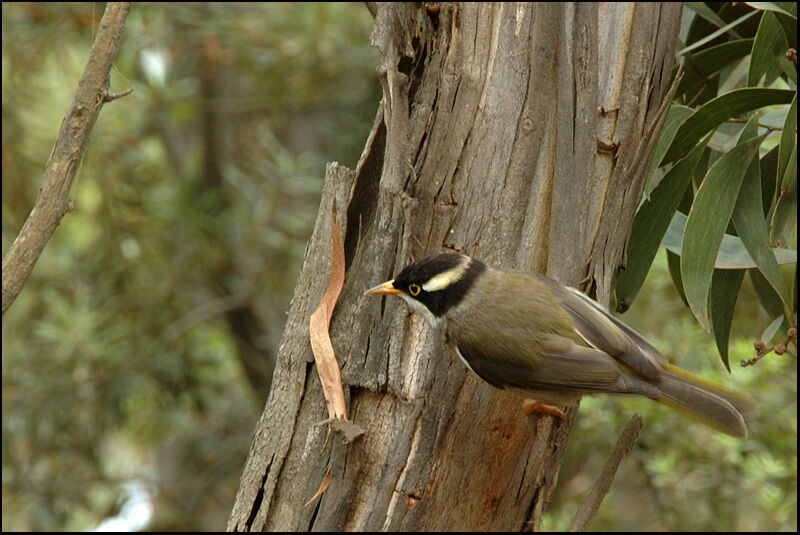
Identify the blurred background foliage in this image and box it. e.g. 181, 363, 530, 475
2, 2, 379, 530
1, 2, 796, 532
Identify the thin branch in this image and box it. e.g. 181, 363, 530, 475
569, 413, 643, 532
1, 2, 133, 315
741, 327, 797, 367
103, 87, 134, 102
724, 116, 784, 133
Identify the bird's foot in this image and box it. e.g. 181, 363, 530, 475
522, 399, 566, 419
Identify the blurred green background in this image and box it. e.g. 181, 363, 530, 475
2, 2, 796, 531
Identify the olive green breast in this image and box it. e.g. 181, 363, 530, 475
443, 268, 579, 366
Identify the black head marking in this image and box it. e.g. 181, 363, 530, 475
392, 253, 486, 316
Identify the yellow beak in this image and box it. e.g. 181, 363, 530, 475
363, 280, 401, 296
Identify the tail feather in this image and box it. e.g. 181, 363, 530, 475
663, 364, 757, 414
656, 366, 752, 438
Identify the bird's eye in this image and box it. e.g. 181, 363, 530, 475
408, 283, 421, 296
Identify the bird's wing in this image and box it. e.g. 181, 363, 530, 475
527, 273, 668, 380
446, 271, 657, 395
457, 332, 659, 397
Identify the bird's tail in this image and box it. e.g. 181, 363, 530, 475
654, 365, 757, 438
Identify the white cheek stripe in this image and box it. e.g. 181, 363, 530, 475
422, 260, 469, 292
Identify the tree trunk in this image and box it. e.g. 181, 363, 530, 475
228, 2, 681, 531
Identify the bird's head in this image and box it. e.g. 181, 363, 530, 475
363, 252, 486, 326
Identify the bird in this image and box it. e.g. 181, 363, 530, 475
364, 252, 756, 437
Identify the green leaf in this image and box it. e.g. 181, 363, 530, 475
760, 314, 785, 344
681, 135, 765, 331
779, 55, 797, 85
760, 145, 780, 215
685, 3, 743, 37
616, 136, 708, 312
661, 88, 795, 165
748, 12, 790, 87
644, 105, 694, 196
774, 3, 798, 48
731, 138, 793, 321
676, 39, 754, 97
677, 10, 760, 57
770, 142, 797, 248
662, 212, 797, 268
745, 2, 798, 20
666, 249, 689, 308
750, 268, 786, 320
776, 94, 797, 197
710, 268, 745, 371
738, 111, 763, 142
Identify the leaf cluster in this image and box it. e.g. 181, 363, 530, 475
616, 1, 798, 370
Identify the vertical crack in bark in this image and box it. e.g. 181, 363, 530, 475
307, 477, 325, 530
520, 485, 541, 532
382, 408, 424, 530
345, 118, 386, 269
514, 443, 532, 504
476, 3, 502, 113
243, 453, 273, 531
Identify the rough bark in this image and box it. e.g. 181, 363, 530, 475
228, 2, 681, 531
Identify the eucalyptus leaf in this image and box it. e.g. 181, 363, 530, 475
666, 249, 689, 308
760, 314, 785, 344
675, 39, 754, 97
681, 135, 764, 331
777, 54, 797, 85
760, 145, 780, 215
776, 94, 797, 196
644, 105, 694, 196
773, 3, 798, 48
748, 11, 790, 87
750, 269, 787, 320
745, 2, 798, 20
663, 212, 798, 268
732, 130, 793, 321
710, 268, 745, 371
770, 142, 797, 248
738, 112, 762, 142
660, 88, 795, 165
616, 136, 709, 312
677, 10, 759, 57
685, 3, 743, 37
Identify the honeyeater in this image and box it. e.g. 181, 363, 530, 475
364, 252, 755, 437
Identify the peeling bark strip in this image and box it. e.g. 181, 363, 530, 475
309, 213, 348, 420
228, 3, 681, 531
1, 2, 133, 315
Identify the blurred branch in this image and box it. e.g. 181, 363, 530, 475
1, 2, 132, 315
570, 413, 643, 532
161, 291, 251, 344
